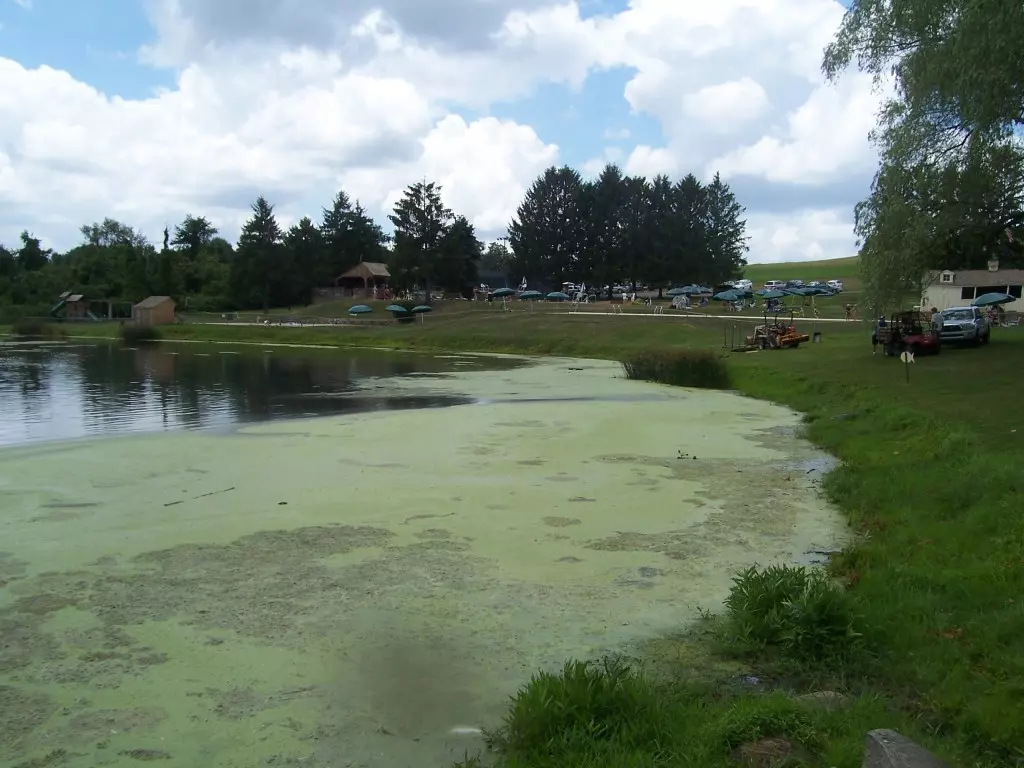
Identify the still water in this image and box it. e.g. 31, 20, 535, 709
0, 341, 518, 446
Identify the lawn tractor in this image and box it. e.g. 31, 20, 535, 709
876, 311, 941, 357
746, 309, 810, 349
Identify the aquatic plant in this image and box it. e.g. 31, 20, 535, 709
722, 564, 864, 663
119, 324, 163, 344
10, 319, 62, 337
621, 348, 731, 389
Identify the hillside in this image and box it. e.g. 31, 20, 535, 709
744, 256, 860, 289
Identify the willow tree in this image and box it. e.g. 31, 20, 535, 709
824, 0, 1024, 310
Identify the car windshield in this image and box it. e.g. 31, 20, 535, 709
942, 309, 974, 321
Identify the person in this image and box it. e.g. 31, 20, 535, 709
930, 306, 944, 341
872, 315, 886, 354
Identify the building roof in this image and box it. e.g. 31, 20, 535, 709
927, 269, 1024, 287
135, 295, 174, 309
66, 294, 85, 302
337, 261, 390, 280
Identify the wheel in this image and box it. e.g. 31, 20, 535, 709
982, 332, 990, 345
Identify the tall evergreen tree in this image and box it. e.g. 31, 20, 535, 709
232, 196, 283, 312
388, 181, 453, 302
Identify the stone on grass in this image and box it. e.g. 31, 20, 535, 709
795, 690, 852, 711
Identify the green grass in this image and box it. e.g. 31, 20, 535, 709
4, 299, 1023, 767
118, 324, 163, 344
622, 348, 731, 389
743, 256, 860, 290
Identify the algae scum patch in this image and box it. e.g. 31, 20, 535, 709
0, 358, 848, 767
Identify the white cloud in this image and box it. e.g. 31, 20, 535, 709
0, 0, 877, 263
745, 208, 858, 263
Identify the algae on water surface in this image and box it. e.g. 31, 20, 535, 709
0, 357, 847, 767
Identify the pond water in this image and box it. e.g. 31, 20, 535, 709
0, 341, 847, 768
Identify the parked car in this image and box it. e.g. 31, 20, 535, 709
787, 279, 805, 288
826, 279, 844, 292
764, 280, 787, 290
939, 306, 990, 345
728, 278, 753, 291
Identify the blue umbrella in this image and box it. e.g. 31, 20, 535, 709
519, 290, 543, 299
547, 291, 570, 301
492, 287, 516, 297
973, 292, 1014, 307
666, 287, 687, 297
385, 304, 408, 313
348, 304, 372, 314
411, 305, 433, 313
756, 289, 789, 299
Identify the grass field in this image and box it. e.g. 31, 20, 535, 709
743, 256, 860, 290
5, 271, 1022, 767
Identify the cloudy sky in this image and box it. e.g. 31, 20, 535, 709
0, 0, 879, 262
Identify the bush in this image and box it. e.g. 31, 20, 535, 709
722, 564, 864, 662
119, 324, 163, 344
10, 319, 57, 336
491, 658, 675, 764
621, 348, 731, 389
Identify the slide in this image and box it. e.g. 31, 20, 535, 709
49, 300, 66, 318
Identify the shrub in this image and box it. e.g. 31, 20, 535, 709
119, 324, 163, 344
722, 564, 864, 662
493, 658, 675, 763
621, 348, 731, 389
10, 319, 56, 336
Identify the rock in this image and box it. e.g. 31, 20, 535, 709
863, 730, 948, 768
796, 691, 852, 711
733, 737, 810, 766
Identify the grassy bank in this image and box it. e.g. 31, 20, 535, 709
4, 309, 1021, 766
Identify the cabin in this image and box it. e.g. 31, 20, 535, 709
61, 293, 90, 320
922, 260, 1024, 312
333, 262, 390, 298
132, 296, 176, 326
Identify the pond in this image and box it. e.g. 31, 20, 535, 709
0, 341, 847, 767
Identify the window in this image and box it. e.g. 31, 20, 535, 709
961, 287, 975, 300
978, 285, 1005, 296
1009, 285, 1023, 298
940, 271, 954, 283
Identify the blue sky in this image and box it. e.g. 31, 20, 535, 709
0, 0, 874, 262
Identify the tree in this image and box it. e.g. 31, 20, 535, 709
436, 216, 483, 294
388, 180, 453, 302
232, 196, 283, 311
480, 241, 512, 274
703, 173, 749, 284
284, 217, 322, 305
16, 231, 49, 272
507, 166, 588, 287
172, 215, 218, 259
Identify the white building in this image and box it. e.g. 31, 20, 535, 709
922, 260, 1024, 312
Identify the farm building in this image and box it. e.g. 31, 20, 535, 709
922, 262, 1024, 312
132, 296, 176, 326
52, 292, 91, 320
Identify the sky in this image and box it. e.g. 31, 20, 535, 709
0, 0, 878, 263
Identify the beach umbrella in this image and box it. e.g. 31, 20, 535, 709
348, 304, 372, 314
972, 292, 1015, 307
755, 289, 789, 299
385, 304, 408, 313
713, 288, 745, 302
666, 287, 687, 297
411, 305, 433, 313
492, 287, 516, 297
519, 290, 543, 299
546, 291, 570, 301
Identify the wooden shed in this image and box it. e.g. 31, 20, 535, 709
133, 296, 176, 326
63, 293, 89, 320
334, 262, 390, 297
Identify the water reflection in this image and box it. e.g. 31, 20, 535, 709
0, 343, 513, 446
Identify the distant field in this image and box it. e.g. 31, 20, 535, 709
744, 256, 860, 289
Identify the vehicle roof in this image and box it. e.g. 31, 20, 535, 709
941, 306, 978, 311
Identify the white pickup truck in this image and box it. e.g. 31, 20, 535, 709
939, 306, 991, 345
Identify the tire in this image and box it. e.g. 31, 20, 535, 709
982, 332, 990, 345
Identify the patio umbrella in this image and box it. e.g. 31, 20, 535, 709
666, 287, 687, 297
547, 291, 570, 301
755, 289, 789, 299
385, 304, 408, 313
972, 292, 1015, 307
492, 287, 516, 297
713, 288, 745, 302
348, 304, 372, 314
411, 305, 433, 313
519, 290, 543, 299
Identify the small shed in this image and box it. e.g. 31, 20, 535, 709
922, 261, 1024, 311
334, 262, 390, 297
133, 296, 176, 326
63, 294, 90, 320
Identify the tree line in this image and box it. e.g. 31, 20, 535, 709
825, 0, 1024, 309
0, 163, 748, 319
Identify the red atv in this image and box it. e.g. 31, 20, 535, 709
877, 311, 941, 356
